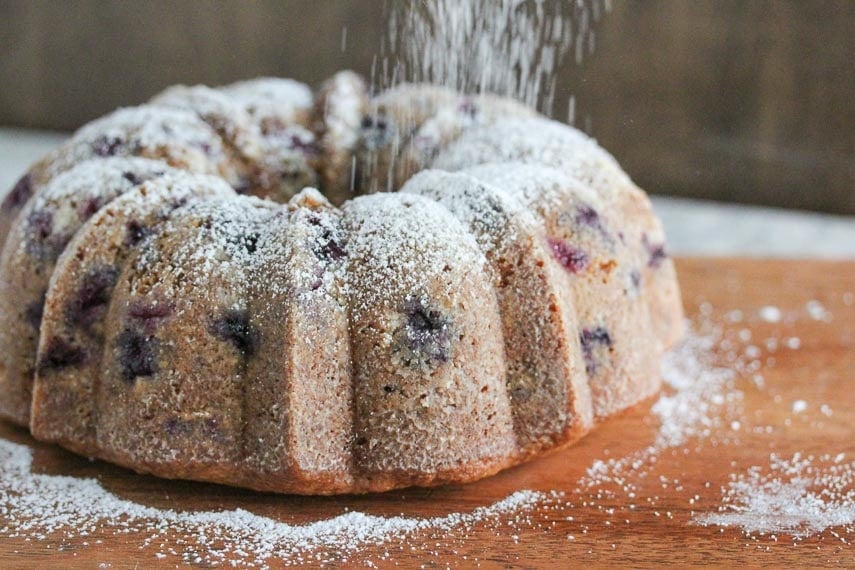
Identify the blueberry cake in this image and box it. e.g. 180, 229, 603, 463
0, 72, 683, 494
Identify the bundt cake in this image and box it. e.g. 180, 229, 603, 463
0, 71, 684, 494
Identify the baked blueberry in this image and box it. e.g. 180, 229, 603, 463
78, 196, 104, 218
289, 133, 320, 156
164, 417, 192, 438
2, 174, 32, 212
28, 209, 53, 241
360, 113, 396, 150
548, 237, 589, 274
307, 214, 346, 262
116, 328, 159, 382
68, 266, 119, 328
125, 219, 149, 246
393, 298, 452, 370
210, 309, 258, 357
642, 234, 667, 268
580, 326, 612, 376
128, 300, 173, 335
128, 300, 173, 321
92, 136, 124, 157
37, 337, 86, 373
122, 171, 142, 185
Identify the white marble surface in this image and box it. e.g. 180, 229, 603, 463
1, 127, 853, 258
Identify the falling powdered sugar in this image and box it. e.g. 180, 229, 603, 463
693, 453, 855, 538
380, 0, 610, 116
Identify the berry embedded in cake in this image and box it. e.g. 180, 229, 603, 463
0, 73, 683, 494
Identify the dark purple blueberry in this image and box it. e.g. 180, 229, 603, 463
307, 214, 346, 262
580, 326, 612, 376
67, 266, 119, 328
547, 238, 589, 274
28, 209, 53, 241
197, 142, 213, 156
642, 234, 668, 268
78, 196, 103, 219
243, 232, 259, 254
164, 417, 192, 438
630, 269, 642, 290
37, 337, 86, 373
320, 238, 346, 261
210, 309, 258, 357
128, 300, 173, 321
128, 300, 173, 335
125, 219, 149, 246
2, 174, 33, 212
92, 136, 124, 157
234, 176, 253, 195
394, 298, 452, 370
116, 328, 159, 382
25, 292, 46, 330
122, 171, 142, 185
576, 204, 600, 227
225, 231, 261, 255
360, 113, 396, 150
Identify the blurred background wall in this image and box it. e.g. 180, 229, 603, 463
1, 0, 852, 214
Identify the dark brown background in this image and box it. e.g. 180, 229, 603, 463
1, 1, 852, 214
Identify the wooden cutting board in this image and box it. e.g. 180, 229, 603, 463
0, 258, 852, 568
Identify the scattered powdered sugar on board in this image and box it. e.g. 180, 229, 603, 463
577, 321, 744, 500
0, 439, 544, 566
653, 328, 742, 448
694, 453, 855, 539
758, 305, 782, 323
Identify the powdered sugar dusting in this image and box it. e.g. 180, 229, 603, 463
47, 106, 238, 185
654, 328, 742, 448
433, 116, 630, 196
0, 436, 544, 566
694, 453, 855, 538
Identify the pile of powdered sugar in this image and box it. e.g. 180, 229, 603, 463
0, 440, 545, 566
694, 452, 855, 539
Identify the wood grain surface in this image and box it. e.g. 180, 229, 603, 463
0, 257, 852, 568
